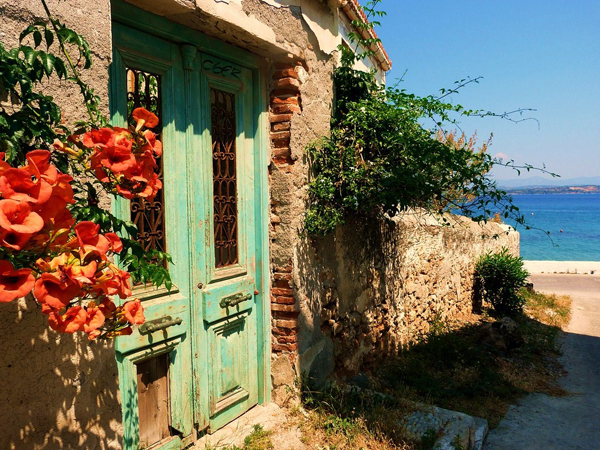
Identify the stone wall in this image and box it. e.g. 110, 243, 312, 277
0, 1, 122, 449
293, 213, 519, 384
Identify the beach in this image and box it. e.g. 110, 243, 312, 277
524, 260, 600, 275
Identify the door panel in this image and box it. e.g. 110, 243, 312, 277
111, 23, 194, 450
111, 12, 268, 449
207, 312, 255, 418
195, 55, 260, 431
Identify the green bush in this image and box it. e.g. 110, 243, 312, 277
475, 248, 529, 316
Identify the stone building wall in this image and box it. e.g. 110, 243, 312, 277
0, 0, 338, 448
0, 1, 122, 449
0, 0, 521, 446
0, 0, 122, 450
290, 214, 519, 385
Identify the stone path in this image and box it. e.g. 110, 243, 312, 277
485, 274, 600, 450
193, 403, 305, 450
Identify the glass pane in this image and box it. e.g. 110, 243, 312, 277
126, 68, 166, 255
211, 88, 238, 268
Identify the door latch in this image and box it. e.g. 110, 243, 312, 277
139, 315, 183, 335
219, 293, 252, 309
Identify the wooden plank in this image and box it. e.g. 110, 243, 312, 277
136, 355, 171, 448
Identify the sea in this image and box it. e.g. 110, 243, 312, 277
506, 193, 600, 261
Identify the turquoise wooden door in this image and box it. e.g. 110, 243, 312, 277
110, 4, 270, 448
192, 54, 260, 431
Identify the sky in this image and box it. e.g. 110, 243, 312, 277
374, 1, 600, 181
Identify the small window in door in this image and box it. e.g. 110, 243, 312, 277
126, 68, 167, 256
136, 353, 172, 447
211, 88, 239, 268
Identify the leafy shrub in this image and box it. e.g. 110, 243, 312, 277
304, 1, 553, 237
475, 248, 529, 316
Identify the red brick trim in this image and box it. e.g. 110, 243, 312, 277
270, 64, 302, 167
269, 64, 302, 358
271, 263, 299, 356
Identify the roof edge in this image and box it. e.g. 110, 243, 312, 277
339, 0, 392, 71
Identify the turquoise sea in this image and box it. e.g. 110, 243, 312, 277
507, 193, 600, 261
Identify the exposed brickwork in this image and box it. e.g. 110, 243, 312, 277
269, 63, 303, 358
269, 64, 302, 167
271, 263, 299, 356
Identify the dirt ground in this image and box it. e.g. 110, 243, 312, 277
485, 274, 600, 449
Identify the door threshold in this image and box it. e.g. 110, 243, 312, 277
193, 403, 282, 449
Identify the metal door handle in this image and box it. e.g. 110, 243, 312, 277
219, 293, 252, 309
139, 315, 183, 335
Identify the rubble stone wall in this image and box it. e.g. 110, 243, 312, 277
293, 214, 519, 383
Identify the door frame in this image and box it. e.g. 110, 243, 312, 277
109, 0, 271, 444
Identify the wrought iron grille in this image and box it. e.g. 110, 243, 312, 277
126, 68, 166, 254
211, 88, 239, 268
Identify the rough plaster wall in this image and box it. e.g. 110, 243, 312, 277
295, 214, 520, 382
242, 0, 337, 268
0, 1, 121, 449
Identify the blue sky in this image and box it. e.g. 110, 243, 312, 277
375, 1, 600, 181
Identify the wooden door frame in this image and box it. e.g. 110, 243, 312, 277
109, 0, 271, 444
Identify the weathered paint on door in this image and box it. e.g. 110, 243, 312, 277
109, 3, 270, 448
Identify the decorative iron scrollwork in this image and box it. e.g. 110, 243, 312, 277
211, 88, 239, 268
126, 68, 166, 256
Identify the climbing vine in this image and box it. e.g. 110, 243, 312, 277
0, 3, 171, 339
305, 1, 553, 236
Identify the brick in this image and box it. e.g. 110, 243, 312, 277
272, 138, 290, 149
271, 95, 299, 106
273, 68, 299, 79
271, 131, 291, 141
273, 157, 294, 167
272, 148, 291, 159
271, 303, 297, 313
272, 310, 300, 319
272, 287, 294, 296
276, 335, 298, 344
272, 104, 301, 115
273, 279, 291, 289
274, 77, 300, 90
273, 319, 297, 329
274, 272, 292, 281
273, 296, 296, 305
272, 122, 291, 132
270, 114, 293, 123
272, 343, 298, 353
272, 327, 298, 337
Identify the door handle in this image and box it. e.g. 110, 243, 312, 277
139, 315, 183, 335
219, 293, 252, 309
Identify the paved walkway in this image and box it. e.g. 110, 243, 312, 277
485, 274, 600, 450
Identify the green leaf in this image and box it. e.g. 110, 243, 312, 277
20, 46, 36, 66
38, 52, 56, 77
44, 29, 54, 49
19, 25, 36, 42
54, 58, 67, 78
33, 30, 42, 48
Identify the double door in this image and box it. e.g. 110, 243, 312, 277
110, 11, 269, 450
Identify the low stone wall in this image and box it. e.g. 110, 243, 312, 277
293, 213, 519, 382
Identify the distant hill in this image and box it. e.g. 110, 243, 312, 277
504, 185, 600, 195
495, 176, 600, 188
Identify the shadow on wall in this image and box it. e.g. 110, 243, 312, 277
295, 212, 519, 384
0, 294, 123, 450
295, 213, 410, 384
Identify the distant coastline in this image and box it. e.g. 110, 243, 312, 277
504, 185, 600, 195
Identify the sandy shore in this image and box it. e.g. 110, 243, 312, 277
524, 260, 600, 275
